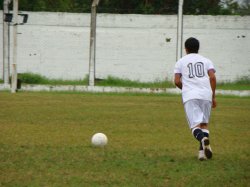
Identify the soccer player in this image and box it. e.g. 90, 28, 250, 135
174, 37, 216, 161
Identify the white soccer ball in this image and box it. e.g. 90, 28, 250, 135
91, 133, 108, 147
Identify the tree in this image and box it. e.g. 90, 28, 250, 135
220, 0, 240, 14
183, 0, 221, 15
238, 0, 250, 15
1, 0, 245, 15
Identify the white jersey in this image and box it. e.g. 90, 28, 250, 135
174, 53, 215, 103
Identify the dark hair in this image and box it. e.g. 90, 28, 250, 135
185, 37, 199, 53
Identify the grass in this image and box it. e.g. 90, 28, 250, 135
16, 73, 175, 89
5, 73, 250, 90
17, 73, 88, 85
95, 76, 175, 88
0, 92, 249, 186
217, 76, 250, 90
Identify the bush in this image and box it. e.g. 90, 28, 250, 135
18, 73, 88, 85
18, 73, 49, 84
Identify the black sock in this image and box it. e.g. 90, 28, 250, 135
192, 128, 205, 142
199, 129, 210, 150
201, 129, 210, 139
199, 142, 203, 150
203, 133, 209, 138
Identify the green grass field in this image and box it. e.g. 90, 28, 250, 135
3, 73, 250, 90
0, 92, 249, 186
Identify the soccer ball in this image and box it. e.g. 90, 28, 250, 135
91, 133, 108, 147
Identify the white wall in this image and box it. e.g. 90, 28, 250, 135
1, 12, 250, 82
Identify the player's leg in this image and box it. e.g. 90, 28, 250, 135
192, 126, 205, 142
191, 125, 207, 160
199, 99, 213, 159
184, 99, 214, 160
199, 124, 209, 150
184, 100, 205, 141
184, 100, 207, 160
192, 123, 213, 160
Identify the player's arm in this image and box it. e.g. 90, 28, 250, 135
174, 73, 182, 90
208, 69, 216, 108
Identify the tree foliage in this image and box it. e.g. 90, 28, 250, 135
0, 0, 249, 15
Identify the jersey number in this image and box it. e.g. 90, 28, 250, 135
187, 62, 205, 78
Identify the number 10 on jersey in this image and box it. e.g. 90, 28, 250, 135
187, 62, 205, 78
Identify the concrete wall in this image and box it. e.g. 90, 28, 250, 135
1, 12, 250, 82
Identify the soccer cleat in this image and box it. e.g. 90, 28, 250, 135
201, 137, 213, 159
198, 150, 206, 161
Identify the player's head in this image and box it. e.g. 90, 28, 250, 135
185, 37, 199, 54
